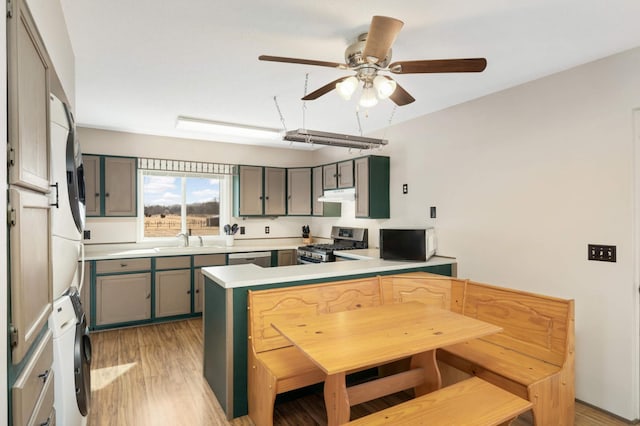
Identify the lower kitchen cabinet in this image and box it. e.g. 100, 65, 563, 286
277, 249, 297, 266
194, 254, 226, 313
95, 273, 151, 326
155, 269, 192, 317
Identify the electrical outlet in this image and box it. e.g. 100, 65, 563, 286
430, 206, 437, 219
265, 226, 270, 234
83, 230, 91, 240
240, 226, 245, 235
588, 244, 616, 262
402, 184, 408, 194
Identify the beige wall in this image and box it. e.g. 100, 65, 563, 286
316, 47, 640, 419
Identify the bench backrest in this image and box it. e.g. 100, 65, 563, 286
463, 281, 574, 367
248, 277, 382, 353
379, 272, 466, 313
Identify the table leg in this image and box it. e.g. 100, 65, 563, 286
324, 372, 350, 426
410, 349, 442, 396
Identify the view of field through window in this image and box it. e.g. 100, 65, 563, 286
143, 173, 221, 238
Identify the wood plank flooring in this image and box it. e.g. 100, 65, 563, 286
89, 318, 631, 426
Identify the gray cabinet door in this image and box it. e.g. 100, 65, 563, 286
337, 160, 354, 188
354, 157, 370, 217
287, 168, 311, 215
264, 167, 286, 216
193, 254, 225, 313
323, 164, 337, 190
7, 0, 51, 194
277, 249, 297, 266
104, 157, 136, 216
238, 165, 263, 215
155, 269, 191, 317
312, 166, 323, 216
95, 273, 151, 325
83, 155, 101, 216
8, 188, 52, 364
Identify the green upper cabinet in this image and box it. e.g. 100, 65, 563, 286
287, 167, 311, 215
234, 165, 286, 216
84, 154, 137, 217
355, 155, 390, 219
323, 160, 354, 190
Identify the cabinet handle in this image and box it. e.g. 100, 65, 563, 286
265, 196, 269, 200
38, 369, 50, 383
195, 289, 200, 293
120, 263, 128, 268
187, 290, 191, 294
146, 293, 151, 299
95, 193, 100, 197
105, 193, 110, 197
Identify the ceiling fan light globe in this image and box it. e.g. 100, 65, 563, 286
359, 87, 379, 108
373, 75, 397, 99
336, 76, 358, 100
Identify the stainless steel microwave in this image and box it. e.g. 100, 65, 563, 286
379, 228, 436, 261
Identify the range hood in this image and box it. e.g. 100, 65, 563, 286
318, 188, 356, 202
284, 129, 388, 149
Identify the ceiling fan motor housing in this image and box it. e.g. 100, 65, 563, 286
345, 33, 392, 69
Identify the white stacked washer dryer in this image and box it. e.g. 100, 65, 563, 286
48, 93, 91, 426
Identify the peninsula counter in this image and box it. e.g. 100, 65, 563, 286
201, 256, 457, 419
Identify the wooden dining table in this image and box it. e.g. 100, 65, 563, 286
271, 301, 503, 425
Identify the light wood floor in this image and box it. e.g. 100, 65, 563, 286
89, 318, 630, 426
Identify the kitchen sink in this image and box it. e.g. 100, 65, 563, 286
153, 246, 225, 254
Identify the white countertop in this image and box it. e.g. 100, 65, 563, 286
201, 255, 456, 289
333, 248, 381, 260
83, 239, 304, 260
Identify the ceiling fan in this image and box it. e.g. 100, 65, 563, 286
259, 16, 487, 107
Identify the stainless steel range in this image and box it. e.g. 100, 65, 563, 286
297, 226, 368, 264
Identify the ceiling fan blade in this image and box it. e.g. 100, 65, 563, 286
388, 80, 415, 106
362, 16, 404, 64
259, 55, 347, 70
302, 76, 350, 101
389, 58, 487, 74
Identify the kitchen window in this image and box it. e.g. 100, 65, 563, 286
140, 171, 228, 239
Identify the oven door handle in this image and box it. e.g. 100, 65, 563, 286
298, 258, 319, 264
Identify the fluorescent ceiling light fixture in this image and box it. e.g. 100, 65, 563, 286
176, 116, 283, 139
284, 129, 387, 150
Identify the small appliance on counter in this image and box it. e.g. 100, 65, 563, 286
297, 226, 368, 264
379, 227, 436, 261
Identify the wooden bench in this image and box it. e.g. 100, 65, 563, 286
345, 376, 532, 426
380, 273, 575, 426
247, 277, 382, 426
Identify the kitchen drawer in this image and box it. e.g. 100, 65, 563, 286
156, 256, 191, 270
96, 258, 151, 274
27, 368, 55, 426
12, 330, 53, 426
193, 254, 226, 267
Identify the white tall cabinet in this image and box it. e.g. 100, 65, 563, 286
7, 0, 56, 424
7, 0, 52, 364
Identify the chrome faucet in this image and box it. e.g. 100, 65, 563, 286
197, 236, 204, 247
176, 232, 189, 247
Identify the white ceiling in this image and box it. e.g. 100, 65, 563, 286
60, 0, 640, 150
